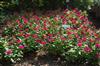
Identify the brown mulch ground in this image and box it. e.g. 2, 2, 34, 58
0, 51, 92, 66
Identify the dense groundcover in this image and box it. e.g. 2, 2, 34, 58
0, 8, 100, 66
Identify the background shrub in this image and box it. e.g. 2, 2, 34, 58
0, 0, 66, 10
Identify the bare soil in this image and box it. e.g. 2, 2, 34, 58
0, 51, 94, 66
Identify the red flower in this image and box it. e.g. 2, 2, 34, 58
82, 37, 87, 42
71, 19, 77, 24
17, 39, 22, 44
40, 41, 47, 45
84, 45, 92, 53
89, 38, 94, 42
44, 20, 47, 23
81, 31, 85, 35
19, 45, 25, 49
60, 36, 66, 41
35, 39, 41, 43
54, 17, 59, 21
25, 28, 29, 31
23, 18, 28, 24
77, 42, 82, 47
30, 23, 32, 26
60, 16, 65, 19
17, 33, 23, 36
79, 16, 85, 20
96, 53, 100, 59
33, 26, 40, 31
48, 34, 53, 37
32, 34, 38, 38
22, 16, 28, 24
67, 31, 72, 35
74, 33, 79, 38
62, 19, 67, 24
43, 27, 48, 30
19, 24, 23, 28
44, 23, 47, 26
95, 44, 100, 48
34, 15, 40, 21
64, 9, 68, 14
76, 11, 81, 17
48, 38, 55, 42
16, 19, 20, 24
89, 22, 92, 25
5, 49, 13, 55
94, 33, 99, 38
21, 16, 25, 19
24, 33, 30, 38
73, 8, 78, 13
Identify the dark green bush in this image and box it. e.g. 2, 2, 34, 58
68, 0, 100, 10
0, 0, 66, 10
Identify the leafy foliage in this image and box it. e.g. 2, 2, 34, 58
1, 8, 100, 65
68, 0, 100, 10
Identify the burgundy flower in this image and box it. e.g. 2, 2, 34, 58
95, 44, 100, 48
89, 38, 94, 43
96, 53, 100, 59
54, 17, 59, 21
40, 41, 47, 45
48, 38, 55, 42
17, 39, 22, 44
19, 24, 23, 28
17, 33, 23, 36
81, 31, 85, 35
16, 19, 20, 24
30, 23, 32, 26
22, 16, 28, 24
33, 26, 40, 31
60, 16, 65, 19
76, 11, 81, 17
24, 33, 30, 38
89, 22, 92, 25
62, 19, 67, 25
82, 37, 87, 42
25, 28, 29, 31
48, 34, 53, 37
5, 49, 13, 55
19, 45, 25, 49
44, 20, 47, 23
34, 15, 40, 21
43, 23, 47, 26
35, 39, 41, 43
60, 36, 66, 41
77, 42, 82, 47
32, 34, 38, 38
67, 31, 72, 35
43, 27, 48, 30
74, 33, 79, 38
84, 45, 92, 53
23, 18, 28, 24
79, 16, 85, 20
94, 33, 99, 38
73, 8, 78, 13
71, 19, 77, 24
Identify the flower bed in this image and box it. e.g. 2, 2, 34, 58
0, 8, 100, 65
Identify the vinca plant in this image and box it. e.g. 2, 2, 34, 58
0, 8, 100, 65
